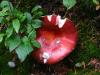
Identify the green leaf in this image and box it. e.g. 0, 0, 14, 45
31, 5, 41, 13
0, 17, 4, 23
13, 9, 23, 17
0, 1, 9, 8
28, 30, 36, 40
0, 7, 9, 17
12, 19, 20, 33
13, 9, 26, 22
31, 40, 41, 48
6, 16, 10, 21
0, 11, 7, 17
2, 7, 9, 12
32, 19, 42, 28
6, 25, 13, 38
93, 0, 99, 5
24, 12, 32, 23
26, 24, 33, 33
5, 35, 21, 52
0, 11, 8, 17
0, 1, 13, 10
20, 15, 26, 22
15, 36, 33, 62
22, 36, 29, 44
63, 0, 76, 9
33, 11, 43, 19
0, 34, 4, 43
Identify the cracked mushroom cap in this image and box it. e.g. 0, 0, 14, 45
32, 15, 78, 64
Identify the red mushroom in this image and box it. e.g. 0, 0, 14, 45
32, 15, 78, 64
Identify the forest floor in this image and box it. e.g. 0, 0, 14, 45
0, 0, 100, 75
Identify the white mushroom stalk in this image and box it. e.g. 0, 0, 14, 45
42, 52, 50, 64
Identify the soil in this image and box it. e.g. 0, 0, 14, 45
29, 0, 100, 75
30, 61, 68, 75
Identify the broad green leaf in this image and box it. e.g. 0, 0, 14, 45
6, 25, 13, 38
32, 19, 42, 28
13, 9, 26, 22
15, 36, 33, 62
63, 0, 76, 9
0, 1, 13, 10
36, 11, 43, 16
0, 17, 4, 23
93, 0, 99, 5
24, 12, 32, 23
13, 9, 24, 21
0, 1, 9, 8
0, 11, 8, 17
2, 7, 9, 12
12, 19, 20, 33
5, 35, 21, 52
0, 34, 4, 43
26, 24, 33, 33
33, 11, 43, 19
28, 30, 36, 40
13, 9, 23, 18
20, 15, 26, 22
20, 27, 26, 34
0, 7, 9, 16
6, 16, 10, 21
31, 5, 41, 13
22, 36, 29, 44
31, 40, 41, 48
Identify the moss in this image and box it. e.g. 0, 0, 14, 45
0, 50, 16, 75
67, 69, 100, 75
0, 48, 31, 75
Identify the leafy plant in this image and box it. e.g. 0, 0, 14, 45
93, 0, 100, 10
0, 1, 43, 62
63, 0, 76, 9
93, 0, 99, 5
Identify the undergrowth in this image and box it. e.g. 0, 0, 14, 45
0, 0, 100, 75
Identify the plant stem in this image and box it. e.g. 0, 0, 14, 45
16, 0, 22, 8
63, 9, 68, 18
8, 0, 13, 16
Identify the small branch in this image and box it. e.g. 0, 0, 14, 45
16, 0, 22, 8
8, 0, 13, 16
63, 8, 69, 18
63, 10, 68, 18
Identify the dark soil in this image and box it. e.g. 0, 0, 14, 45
30, 61, 68, 75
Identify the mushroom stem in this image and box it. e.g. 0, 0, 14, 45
42, 52, 50, 64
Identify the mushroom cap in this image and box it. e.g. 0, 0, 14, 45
32, 15, 78, 64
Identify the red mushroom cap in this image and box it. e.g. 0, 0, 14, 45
32, 15, 78, 64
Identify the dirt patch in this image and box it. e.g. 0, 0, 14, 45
30, 61, 68, 75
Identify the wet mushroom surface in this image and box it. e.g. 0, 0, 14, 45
32, 15, 78, 64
